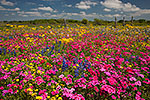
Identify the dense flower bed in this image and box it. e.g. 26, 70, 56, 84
0, 24, 150, 100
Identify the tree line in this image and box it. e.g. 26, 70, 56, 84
0, 18, 150, 26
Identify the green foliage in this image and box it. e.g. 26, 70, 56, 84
1, 18, 150, 26
66, 19, 81, 24
81, 18, 88, 25
138, 19, 146, 23
93, 18, 104, 25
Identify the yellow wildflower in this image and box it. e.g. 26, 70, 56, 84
60, 84, 64, 87
5, 68, 8, 71
29, 84, 32, 86
58, 97, 63, 100
35, 89, 38, 92
2, 66, 4, 68
16, 79, 19, 82
59, 68, 61, 71
22, 59, 24, 61
55, 94, 59, 97
73, 66, 76, 69
32, 69, 36, 71
36, 96, 42, 99
47, 96, 50, 99
31, 93, 37, 96
76, 64, 79, 67
50, 97, 56, 100
27, 88, 33, 92
129, 65, 132, 67
56, 83, 59, 86
37, 70, 41, 74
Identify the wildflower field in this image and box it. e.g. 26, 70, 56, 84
0, 24, 150, 100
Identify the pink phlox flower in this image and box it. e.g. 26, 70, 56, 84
104, 72, 111, 76
39, 89, 47, 95
94, 86, 99, 92
107, 77, 117, 85
135, 81, 141, 86
101, 85, 116, 94
100, 67, 106, 72
111, 95, 116, 99
0, 86, 4, 90
59, 74, 64, 78
51, 80, 55, 84
35, 76, 46, 85
67, 74, 73, 78
56, 85, 61, 90
8, 88, 13, 94
135, 94, 141, 100
51, 91, 55, 95
129, 77, 137, 81
137, 91, 141, 95
2, 90, 8, 96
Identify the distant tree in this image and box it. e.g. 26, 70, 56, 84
147, 20, 150, 25
48, 19, 57, 24
93, 18, 108, 25
93, 18, 102, 25
118, 20, 123, 23
67, 19, 81, 24
3, 21, 8, 23
55, 19, 64, 24
81, 18, 88, 25
138, 19, 146, 23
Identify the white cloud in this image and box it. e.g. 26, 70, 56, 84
1, 0, 14, 6
5, 14, 9, 16
100, 0, 140, 12
18, 11, 54, 18
104, 14, 113, 18
65, 4, 72, 7
38, 7, 53, 12
43, 13, 51, 16
55, 12, 102, 19
31, 8, 38, 11
75, 2, 90, 9
85, 1, 97, 6
101, 0, 122, 9
0, 6, 20, 11
53, 10, 58, 13
84, 13, 100, 18
11, 13, 15, 15
80, 11, 86, 15
31, 6, 54, 12
113, 14, 121, 17
42, 0, 56, 1
66, 12, 82, 16
14, 8, 20, 11
104, 8, 111, 12
130, 9, 150, 17
18, 14, 28, 17
39, 4, 44, 6
57, 12, 103, 19
26, 2, 36, 5
104, 14, 121, 18
0, 6, 5, 10
17, 11, 41, 17
75, 1, 97, 9
123, 3, 140, 12
25, 12, 40, 15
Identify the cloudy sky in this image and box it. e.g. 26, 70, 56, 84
0, 0, 150, 21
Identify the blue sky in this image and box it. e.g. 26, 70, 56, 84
0, 0, 150, 21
